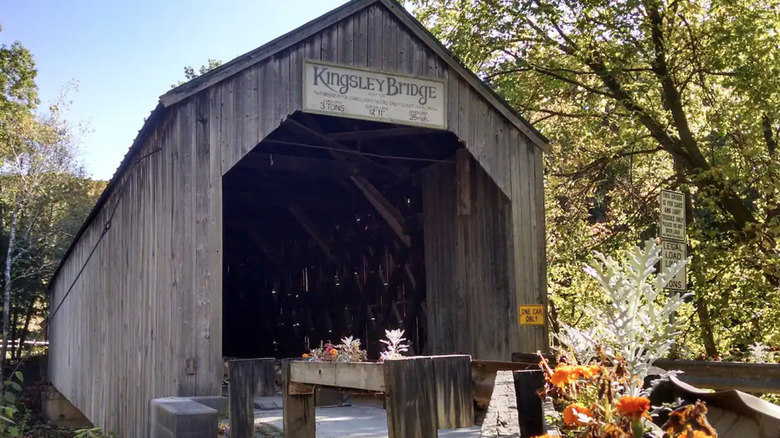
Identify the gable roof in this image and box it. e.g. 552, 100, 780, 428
160, 0, 548, 151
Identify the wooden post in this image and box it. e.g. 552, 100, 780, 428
384, 357, 437, 438
228, 359, 256, 438
513, 369, 545, 437
456, 148, 472, 216
432, 354, 474, 429
253, 358, 276, 397
282, 359, 315, 438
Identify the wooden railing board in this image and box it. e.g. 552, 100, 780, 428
289, 361, 385, 392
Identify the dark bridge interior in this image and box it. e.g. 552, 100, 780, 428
221, 111, 462, 359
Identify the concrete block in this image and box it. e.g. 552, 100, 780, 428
188, 396, 228, 415
151, 397, 218, 438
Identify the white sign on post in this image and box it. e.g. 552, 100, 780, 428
661, 240, 687, 291
660, 190, 686, 241
303, 60, 447, 129
659, 190, 687, 291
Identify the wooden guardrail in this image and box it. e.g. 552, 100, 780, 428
653, 359, 780, 394
282, 355, 474, 438
512, 352, 780, 394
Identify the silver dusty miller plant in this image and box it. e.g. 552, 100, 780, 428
380, 329, 409, 360
584, 239, 690, 395
748, 342, 776, 363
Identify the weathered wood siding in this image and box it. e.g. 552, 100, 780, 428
49, 1, 546, 435
422, 141, 547, 360
49, 94, 224, 436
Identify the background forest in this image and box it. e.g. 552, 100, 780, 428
0, 25, 105, 379
408, 0, 780, 359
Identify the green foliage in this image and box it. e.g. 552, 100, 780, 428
408, 0, 780, 357
172, 58, 223, 88
0, 371, 25, 437
73, 427, 116, 438
0, 26, 103, 375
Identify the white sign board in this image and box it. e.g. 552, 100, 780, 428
303, 61, 447, 129
660, 190, 686, 241
661, 240, 687, 291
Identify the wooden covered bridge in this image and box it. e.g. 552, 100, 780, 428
47, 0, 549, 434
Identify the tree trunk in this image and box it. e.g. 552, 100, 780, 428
15, 299, 34, 360
1, 206, 19, 383
695, 295, 718, 358
8, 307, 17, 362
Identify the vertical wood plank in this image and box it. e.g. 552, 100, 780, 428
337, 17, 353, 65
432, 355, 474, 429
208, 86, 224, 383
353, 8, 368, 67
253, 358, 276, 397
321, 22, 337, 62
282, 360, 316, 438
384, 357, 437, 438
533, 148, 549, 352
220, 81, 234, 175
456, 148, 472, 216
228, 359, 256, 438
288, 43, 304, 114
381, 8, 397, 71
366, 5, 382, 69
259, 60, 276, 148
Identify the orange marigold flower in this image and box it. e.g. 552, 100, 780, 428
574, 364, 601, 379
615, 395, 651, 418
550, 365, 578, 387
679, 432, 712, 438
563, 403, 593, 426
302, 353, 309, 358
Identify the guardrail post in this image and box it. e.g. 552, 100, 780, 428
432, 354, 474, 429
228, 359, 256, 438
513, 369, 545, 437
282, 359, 315, 438
384, 357, 437, 438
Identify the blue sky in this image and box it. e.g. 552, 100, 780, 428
1, 0, 350, 180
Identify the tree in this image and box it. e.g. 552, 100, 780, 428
0, 27, 98, 381
408, 0, 780, 356
172, 58, 223, 88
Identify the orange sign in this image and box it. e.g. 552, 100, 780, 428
518, 305, 545, 326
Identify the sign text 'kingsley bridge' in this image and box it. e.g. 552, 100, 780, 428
303, 60, 447, 129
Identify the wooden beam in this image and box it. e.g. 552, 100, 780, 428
239, 224, 287, 274
284, 118, 396, 171
244, 150, 408, 176
282, 359, 316, 438
287, 201, 337, 263
325, 127, 437, 142
228, 359, 257, 438
350, 176, 411, 247
289, 361, 386, 392
384, 357, 437, 438
286, 117, 412, 247
432, 355, 474, 429
514, 370, 546, 437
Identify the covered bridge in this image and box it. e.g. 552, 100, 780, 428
47, 0, 549, 434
